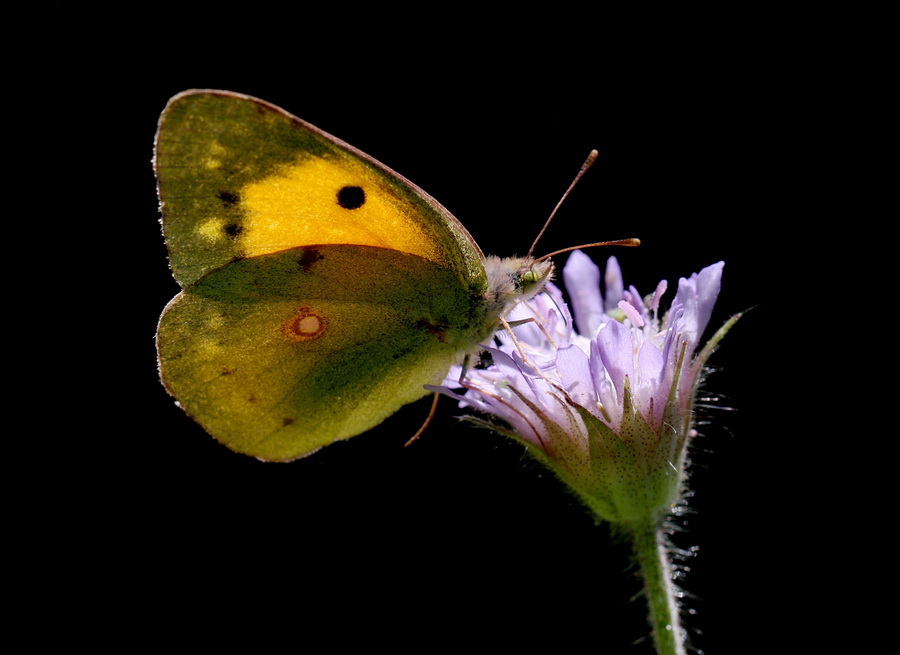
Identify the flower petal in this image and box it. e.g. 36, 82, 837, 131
563, 250, 605, 337
594, 318, 634, 406
636, 340, 666, 428
557, 342, 596, 410
603, 256, 624, 311
673, 261, 724, 349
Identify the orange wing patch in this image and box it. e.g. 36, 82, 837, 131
238, 153, 448, 265
282, 306, 328, 343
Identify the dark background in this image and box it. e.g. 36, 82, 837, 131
52, 5, 890, 654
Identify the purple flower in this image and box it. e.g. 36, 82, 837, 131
432, 252, 736, 524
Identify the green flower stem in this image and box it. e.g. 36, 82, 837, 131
626, 520, 686, 655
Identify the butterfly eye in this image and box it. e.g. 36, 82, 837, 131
520, 269, 539, 285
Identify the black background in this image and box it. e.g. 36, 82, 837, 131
51, 5, 890, 654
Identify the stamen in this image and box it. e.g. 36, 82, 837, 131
618, 300, 645, 327
650, 279, 668, 314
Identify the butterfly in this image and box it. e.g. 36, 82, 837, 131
155, 89, 558, 462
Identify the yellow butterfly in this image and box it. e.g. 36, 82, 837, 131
156, 90, 566, 462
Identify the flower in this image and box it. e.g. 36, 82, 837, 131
432, 251, 736, 525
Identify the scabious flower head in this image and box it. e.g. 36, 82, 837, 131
434, 252, 735, 525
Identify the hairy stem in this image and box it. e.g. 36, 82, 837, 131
626, 520, 686, 655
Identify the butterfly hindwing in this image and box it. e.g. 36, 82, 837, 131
157, 245, 486, 461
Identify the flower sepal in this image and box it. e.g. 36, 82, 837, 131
565, 371, 685, 525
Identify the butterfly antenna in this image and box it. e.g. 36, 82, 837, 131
404, 392, 441, 447
527, 149, 599, 257
533, 238, 641, 264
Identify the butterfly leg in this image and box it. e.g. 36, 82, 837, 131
458, 353, 472, 385
504, 316, 558, 347
497, 317, 555, 385
404, 392, 441, 447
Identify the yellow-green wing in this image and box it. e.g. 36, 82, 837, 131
155, 89, 486, 290
157, 245, 486, 461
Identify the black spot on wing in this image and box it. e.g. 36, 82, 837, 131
217, 190, 240, 206
337, 185, 365, 209
224, 223, 243, 238
297, 248, 324, 272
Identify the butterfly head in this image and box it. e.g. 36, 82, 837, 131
484, 255, 555, 315
515, 258, 555, 301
